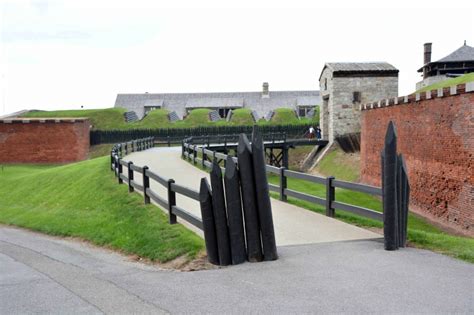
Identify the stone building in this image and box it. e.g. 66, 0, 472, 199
114, 83, 320, 120
417, 41, 474, 90
318, 63, 399, 143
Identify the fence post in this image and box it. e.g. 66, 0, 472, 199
167, 179, 177, 224
181, 140, 185, 158
118, 158, 123, 184
127, 161, 134, 193
382, 121, 399, 251
114, 154, 119, 177
325, 176, 335, 217
199, 178, 220, 265
224, 156, 246, 265
193, 145, 197, 164
237, 134, 263, 262
210, 162, 232, 266
143, 166, 150, 204
110, 152, 115, 171
202, 146, 206, 168
279, 167, 287, 201
252, 129, 278, 261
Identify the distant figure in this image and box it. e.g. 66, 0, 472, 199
316, 126, 321, 140
308, 126, 315, 139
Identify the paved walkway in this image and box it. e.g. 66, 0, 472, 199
1, 226, 472, 314
125, 147, 380, 245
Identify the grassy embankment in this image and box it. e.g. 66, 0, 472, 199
267, 148, 474, 263
416, 72, 474, 93
0, 157, 204, 263
22, 106, 320, 130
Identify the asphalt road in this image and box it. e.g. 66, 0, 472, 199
1, 226, 473, 314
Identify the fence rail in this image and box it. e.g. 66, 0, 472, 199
182, 136, 384, 222
110, 136, 203, 231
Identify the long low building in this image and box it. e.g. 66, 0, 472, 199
114, 82, 321, 119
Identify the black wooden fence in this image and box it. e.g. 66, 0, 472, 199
111, 137, 204, 231
183, 122, 410, 251
94, 124, 311, 145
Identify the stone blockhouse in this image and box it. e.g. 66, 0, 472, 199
114, 83, 320, 120
319, 63, 399, 143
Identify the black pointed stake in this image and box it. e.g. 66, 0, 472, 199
237, 134, 263, 262
210, 162, 232, 266
382, 121, 399, 250
398, 154, 410, 248
224, 156, 247, 265
251, 128, 278, 261
199, 178, 219, 265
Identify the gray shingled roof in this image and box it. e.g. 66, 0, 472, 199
185, 98, 244, 108
325, 62, 398, 72
319, 62, 398, 80
297, 96, 320, 106
437, 44, 474, 62
144, 99, 164, 107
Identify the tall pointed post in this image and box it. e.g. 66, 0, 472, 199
237, 134, 263, 262
252, 128, 278, 261
224, 156, 247, 265
382, 121, 399, 250
199, 178, 220, 265
210, 162, 232, 266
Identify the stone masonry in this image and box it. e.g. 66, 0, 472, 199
319, 63, 399, 143
360, 83, 474, 236
0, 118, 90, 163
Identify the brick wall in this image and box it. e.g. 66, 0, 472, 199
360, 83, 473, 236
0, 118, 90, 163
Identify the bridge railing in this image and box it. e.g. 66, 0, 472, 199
110, 136, 204, 231
182, 138, 383, 222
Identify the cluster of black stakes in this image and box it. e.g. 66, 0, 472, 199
382, 121, 410, 250
198, 129, 278, 265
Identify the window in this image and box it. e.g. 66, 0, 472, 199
353, 91, 361, 103
298, 106, 314, 117
324, 78, 328, 90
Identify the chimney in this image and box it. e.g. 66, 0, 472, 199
262, 82, 269, 98
423, 43, 432, 79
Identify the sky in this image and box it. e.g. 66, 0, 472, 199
1, 0, 473, 115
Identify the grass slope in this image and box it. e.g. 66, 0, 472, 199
229, 108, 254, 125
23, 108, 129, 130
417, 72, 474, 92
267, 147, 474, 263
0, 157, 204, 262
137, 109, 171, 129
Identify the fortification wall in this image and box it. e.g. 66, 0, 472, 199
360, 83, 473, 236
0, 118, 90, 163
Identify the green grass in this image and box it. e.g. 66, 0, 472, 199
315, 149, 359, 182
229, 108, 254, 125
23, 108, 129, 130
266, 148, 474, 263
137, 109, 171, 128
21, 106, 321, 130
417, 72, 474, 92
0, 158, 204, 263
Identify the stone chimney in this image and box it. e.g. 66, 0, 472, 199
262, 82, 269, 98
423, 43, 432, 79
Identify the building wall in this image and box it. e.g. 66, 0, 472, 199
319, 69, 398, 143
360, 84, 473, 236
115, 90, 321, 119
416, 74, 448, 91
0, 119, 90, 163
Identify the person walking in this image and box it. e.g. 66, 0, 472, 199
308, 126, 315, 139
316, 126, 321, 140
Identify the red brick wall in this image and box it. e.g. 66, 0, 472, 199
360, 87, 473, 236
0, 119, 90, 163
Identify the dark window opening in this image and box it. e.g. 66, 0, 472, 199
353, 91, 361, 103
